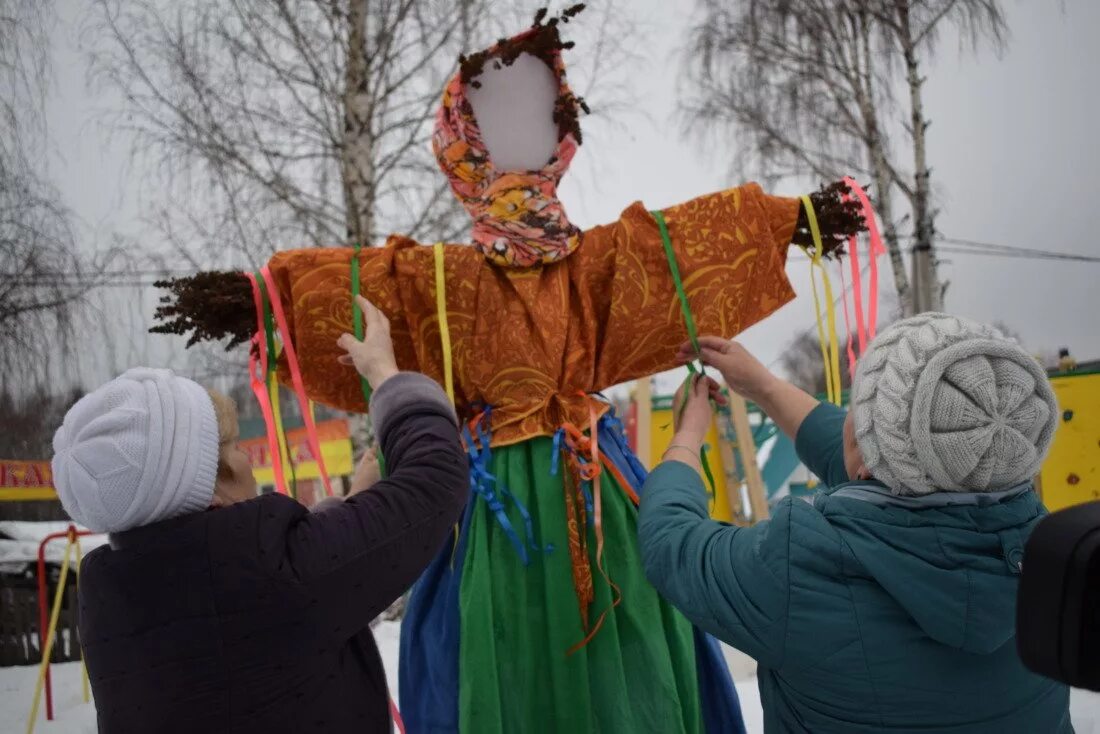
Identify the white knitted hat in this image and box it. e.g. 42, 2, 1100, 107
851, 313, 1058, 496
51, 368, 220, 533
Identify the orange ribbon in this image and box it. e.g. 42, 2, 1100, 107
563, 395, 623, 655
561, 461, 593, 627
556, 422, 639, 506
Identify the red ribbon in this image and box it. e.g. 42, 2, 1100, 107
244, 273, 288, 495
390, 698, 405, 734
251, 271, 398, 725
259, 266, 335, 498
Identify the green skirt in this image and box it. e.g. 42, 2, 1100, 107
399, 421, 741, 733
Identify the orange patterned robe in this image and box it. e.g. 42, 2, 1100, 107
268, 186, 800, 443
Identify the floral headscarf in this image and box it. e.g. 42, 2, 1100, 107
433, 21, 585, 268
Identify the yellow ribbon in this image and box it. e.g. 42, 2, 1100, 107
26, 535, 74, 734
799, 195, 843, 406
433, 242, 455, 403
268, 370, 296, 498
434, 242, 461, 565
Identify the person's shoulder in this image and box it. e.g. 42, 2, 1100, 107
772, 496, 845, 563
79, 542, 112, 577
771, 495, 836, 532
772, 494, 831, 527
795, 401, 847, 445
202, 495, 311, 583
205, 494, 307, 539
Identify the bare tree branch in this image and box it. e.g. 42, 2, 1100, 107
0, 1, 98, 390
679, 0, 1009, 315
84, 0, 640, 273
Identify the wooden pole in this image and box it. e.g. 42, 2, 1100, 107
634, 378, 652, 469
727, 392, 770, 522
712, 408, 748, 525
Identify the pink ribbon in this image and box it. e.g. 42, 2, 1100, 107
840, 194, 867, 356
843, 177, 886, 342
390, 698, 405, 733
255, 269, 400, 724
259, 266, 335, 498
244, 273, 288, 495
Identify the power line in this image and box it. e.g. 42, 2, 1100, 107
6, 231, 1097, 291
939, 236, 1085, 258
934, 243, 1100, 263
39, 282, 166, 289
0, 269, 201, 280
770, 237, 1096, 372
899, 234, 1100, 263
6, 280, 168, 289
785, 234, 1099, 265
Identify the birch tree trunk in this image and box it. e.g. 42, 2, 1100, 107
854, 8, 911, 311
343, 0, 376, 246
898, 1, 941, 313
682, 0, 1006, 317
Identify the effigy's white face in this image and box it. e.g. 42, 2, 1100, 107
466, 52, 558, 172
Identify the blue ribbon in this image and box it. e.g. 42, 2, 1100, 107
551, 427, 596, 518
579, 477, 594, 517
598, 406, 649, 482
464, 409, 550, 564
551, 428, 564, 476
570, 451, 595, 516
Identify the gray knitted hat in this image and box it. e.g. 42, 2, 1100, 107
850, 313, 1058, 496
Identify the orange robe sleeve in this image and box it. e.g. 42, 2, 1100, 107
266, 245, 413, 414
265, 240, 481, 414
581, 182, 801, 390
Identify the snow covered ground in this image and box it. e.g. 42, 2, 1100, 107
3, 621, 1098, 733
0, 522, 107, 575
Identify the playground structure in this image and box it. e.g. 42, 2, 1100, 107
25, 525, 93, 734
633, 368, 1099, 518
238, 417, 355, 503
626, 380, 772, 525
1038, 369, 1100, 512
0, 461, 57, 502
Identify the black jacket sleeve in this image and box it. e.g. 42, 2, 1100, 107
283, 372, 466, 625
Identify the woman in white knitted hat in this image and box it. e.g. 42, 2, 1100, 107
52, 296, 468, 733
638, 313, 1072, 733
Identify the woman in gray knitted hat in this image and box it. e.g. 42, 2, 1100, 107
638, 313, 1072, 733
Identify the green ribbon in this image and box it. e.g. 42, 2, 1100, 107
350, 245, 386, 480
350, 244, 374, 407
654, 211, 703, 366
652, 210, 719, 499
700, 443, 717, 501
256, 274, 277, 367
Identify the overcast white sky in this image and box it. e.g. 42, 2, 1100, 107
45, 0, 1100, 393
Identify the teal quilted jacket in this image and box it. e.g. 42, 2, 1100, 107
639, 402, 1071, 733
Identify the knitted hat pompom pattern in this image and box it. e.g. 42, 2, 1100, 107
851, 313, 1058, 496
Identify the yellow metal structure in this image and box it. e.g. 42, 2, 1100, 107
250, 436, 353, 486
643, 370, 1099, 520
0, 461, 56, 501
649, 404, 736, 523
1040, 370, 1100, 512
239, 419, 354, 487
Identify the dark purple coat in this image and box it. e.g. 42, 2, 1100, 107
77, 373, 466, 733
